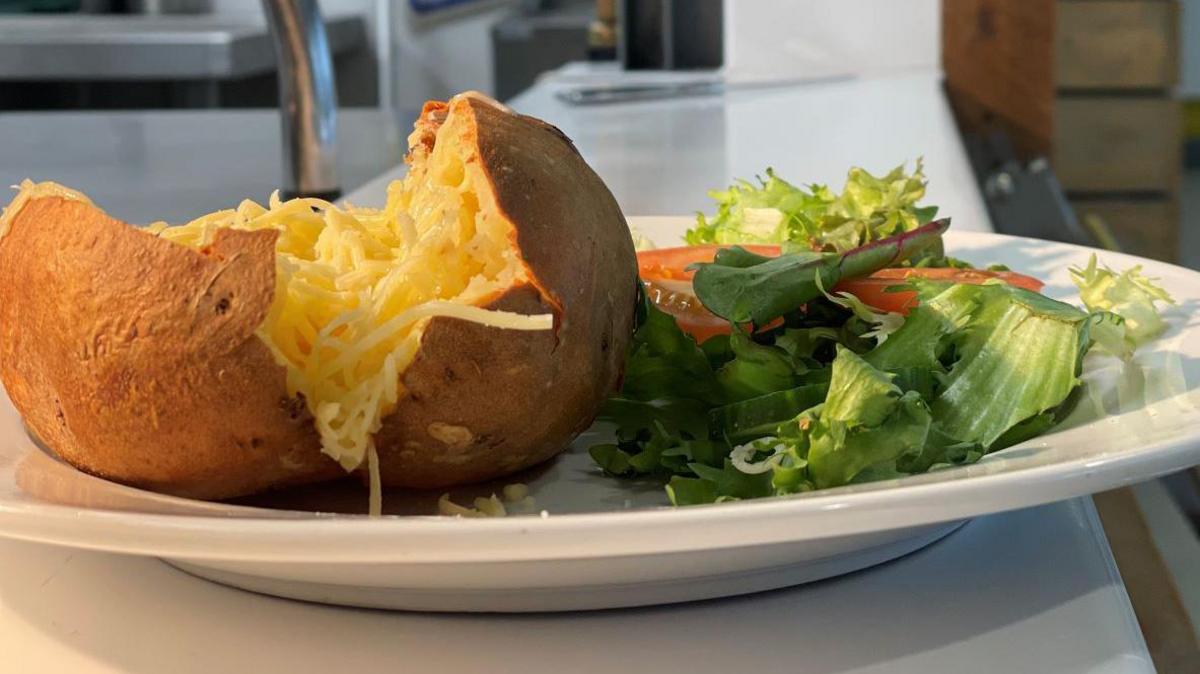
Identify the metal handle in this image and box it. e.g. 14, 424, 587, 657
261, 0, 340, 200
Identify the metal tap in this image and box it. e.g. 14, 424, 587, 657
261, 0, 340, 200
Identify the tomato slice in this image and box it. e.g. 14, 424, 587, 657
637, 244, 781, 282
832, 268, 1044, 315
638, 245, 781, 343
642, 276, 732, 344
635, 246, 1045, 339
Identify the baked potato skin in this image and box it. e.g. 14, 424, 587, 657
0, 198, 339, 499
0, 96, 637, 498
372, 97, 639, 488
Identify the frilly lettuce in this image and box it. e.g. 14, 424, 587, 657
1070, 254, 1174, 356
800, 347, 932, 488
592, 170, 1179, 507
686, 160, 937, 252
927, 284, 1091, 450
686, 347, 932, 496
815, 274, 904, 346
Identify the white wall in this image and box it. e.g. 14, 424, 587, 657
384, 0, 519, 114
723, 0, 941, 81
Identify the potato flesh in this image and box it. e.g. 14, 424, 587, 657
152, 110, 532, 471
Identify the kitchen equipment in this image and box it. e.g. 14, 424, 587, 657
261, 0, 340, 199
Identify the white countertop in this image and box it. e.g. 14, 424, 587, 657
0, 499, 1149, 673
352, 69, 992, 234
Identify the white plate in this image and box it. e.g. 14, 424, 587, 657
1, 217, 1198, 612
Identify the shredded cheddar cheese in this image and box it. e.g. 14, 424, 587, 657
145, 109, 551, 476
4, 96, 551, 514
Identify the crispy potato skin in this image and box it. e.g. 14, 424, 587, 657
0, 199, 340, 499
0, 97, 637, 497
372, 97, 638, 487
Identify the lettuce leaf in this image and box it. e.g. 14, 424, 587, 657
716, 348, 931, 492
815, 274, 904, 346
691, 219, 949, 325
1070, 254, 1175, 356
929, 284, 1091, 449
687, 160, 937, 252
739, 347, 931, 489
618, 291, 720, 405
864, 282, 979, 372
801, 348, 932, 487
715, 329, 802, 402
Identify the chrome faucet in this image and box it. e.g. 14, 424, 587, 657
261, 0, 340, 200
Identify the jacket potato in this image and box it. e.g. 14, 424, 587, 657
0, 93, 638, 505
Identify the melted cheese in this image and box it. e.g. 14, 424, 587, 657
145, 110, 550, 475
4, 103, 552, 512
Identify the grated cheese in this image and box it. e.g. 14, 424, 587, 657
4, 100, 554, 514
437, 492, 503, 518
146, 105, 552, 475
366, 443, 382, 517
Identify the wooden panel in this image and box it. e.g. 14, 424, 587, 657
1056, 1, 1178, 90
1094, 488, 1200, 673
1072, 197, 1179, 262
1054, 97, 1181, 192
943, 0, 1055, 157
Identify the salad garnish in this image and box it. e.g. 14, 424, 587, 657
691, 219, 948, 324
593, 164, 1178, 505
686, 160, 937, 252
1070, 254, 1175, 359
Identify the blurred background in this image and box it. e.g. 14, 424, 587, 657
1, 1, 1199, 666
0, 0, 1196, 266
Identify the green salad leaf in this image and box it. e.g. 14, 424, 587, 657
619, 292, 721, 405
591, 166, 1176, 508
691, 219, 949, 324
864, 282, 978, 372
687, 161, 936, 252
1070, 254, 1175, 356
927, 284, 1091, 449
802, 348, 932, 488
716, 329, 803, 402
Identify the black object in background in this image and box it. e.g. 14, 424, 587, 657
959, 128, 1112, 251
621, 0, 722, 70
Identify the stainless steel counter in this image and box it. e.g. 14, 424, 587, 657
0, 14, 366, 80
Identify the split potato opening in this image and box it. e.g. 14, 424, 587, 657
0, 94, 638, 506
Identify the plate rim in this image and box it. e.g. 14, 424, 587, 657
0, 430, 1195, 563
